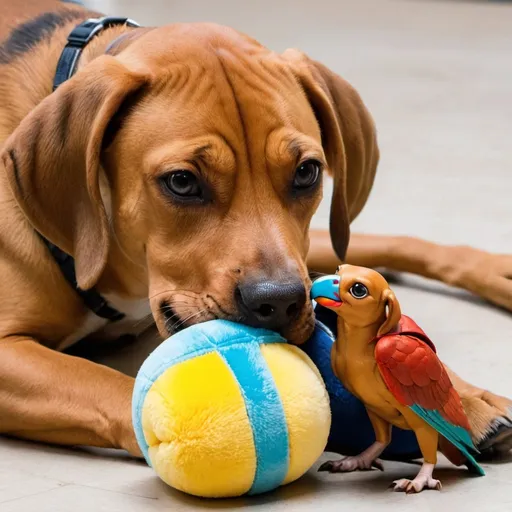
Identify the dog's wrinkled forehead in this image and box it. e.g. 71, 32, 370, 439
116, 23, 319, 133
111, 25, 252, 89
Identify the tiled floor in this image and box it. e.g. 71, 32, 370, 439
2, 0, 512, 510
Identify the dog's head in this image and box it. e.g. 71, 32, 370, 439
1, 24, 377, 344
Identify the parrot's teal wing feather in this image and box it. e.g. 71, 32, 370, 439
411, 405, 485, 476
375, 329, 485, 476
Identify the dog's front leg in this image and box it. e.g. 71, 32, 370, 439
0, 336, 141, 456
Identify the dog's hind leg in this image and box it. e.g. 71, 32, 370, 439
308, 230, 512, 312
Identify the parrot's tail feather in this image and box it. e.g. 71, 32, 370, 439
464, 451, 486, 476
410, 405, 485, 476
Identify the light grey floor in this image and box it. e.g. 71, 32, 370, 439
1, 0, 512, 510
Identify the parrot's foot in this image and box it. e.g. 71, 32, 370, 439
319, 441, 388, 473
391, 477, 442, 494
390, 463, 441, 494
318, 441, 387, 473
319, 456, 384, 472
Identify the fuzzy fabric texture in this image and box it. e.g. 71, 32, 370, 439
133, 320, 330, 498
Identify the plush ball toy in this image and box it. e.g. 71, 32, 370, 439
132, 319, 331, 498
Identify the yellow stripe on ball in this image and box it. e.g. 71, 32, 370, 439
260, 343, 331, 485
142, 351, 257, 497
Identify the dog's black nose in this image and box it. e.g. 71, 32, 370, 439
236, 278, 306, 330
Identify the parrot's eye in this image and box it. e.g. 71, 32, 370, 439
349, 282, 369, 299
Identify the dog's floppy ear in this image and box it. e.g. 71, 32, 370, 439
282, 50, 379, 261
1, 55, 149, 290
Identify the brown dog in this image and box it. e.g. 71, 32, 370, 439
0, 0, 510, 458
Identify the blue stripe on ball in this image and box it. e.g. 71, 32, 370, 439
218, 341, 289, 495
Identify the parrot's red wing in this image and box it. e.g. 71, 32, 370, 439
375, 333, 470, 430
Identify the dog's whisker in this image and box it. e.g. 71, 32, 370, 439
172, 308, 208, 329
160, 301, 196, 310
168, 308, 210, 333
162, 305, 189, 328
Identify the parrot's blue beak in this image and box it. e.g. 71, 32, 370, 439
310, 274, 343, 309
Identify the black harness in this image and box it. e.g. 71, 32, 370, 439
45, 16, 140, 322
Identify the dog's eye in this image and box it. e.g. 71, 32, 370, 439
293, 160, 321, 190
160, 171, 202, 199
349, 282, 368, 299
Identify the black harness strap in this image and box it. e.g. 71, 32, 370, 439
44, 16, 140, 322
53, 16, 139, 90
42, 238, 125, 322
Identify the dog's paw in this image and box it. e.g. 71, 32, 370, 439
477, 410, 512, 460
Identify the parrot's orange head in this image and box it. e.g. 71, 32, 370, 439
311, 264, 402, 335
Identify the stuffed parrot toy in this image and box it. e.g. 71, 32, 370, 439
310, 264, 484, 493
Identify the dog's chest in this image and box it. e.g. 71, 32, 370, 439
58, 297, 153, 351
104, 294, 152, 321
